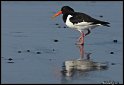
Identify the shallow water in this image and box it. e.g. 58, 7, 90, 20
1, 1, 123, 84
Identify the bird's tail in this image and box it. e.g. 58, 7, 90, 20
92, 20, 110, 27
100, 21, 110, 27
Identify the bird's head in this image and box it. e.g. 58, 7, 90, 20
51, 6, 74, 19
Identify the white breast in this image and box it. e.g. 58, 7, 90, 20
65, 15, 75, 28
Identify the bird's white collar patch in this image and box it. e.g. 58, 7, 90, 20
65, 15, 75, 28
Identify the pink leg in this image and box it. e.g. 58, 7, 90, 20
77, 35, 82, 42
77, 32, 85, 45
78, 44, 84, 60
80, 32, 85, 45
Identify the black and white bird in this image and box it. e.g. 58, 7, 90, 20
52, 6, 110, 45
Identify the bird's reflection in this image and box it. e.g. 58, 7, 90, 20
61, 45, 108, 82
76, 44, 91, 60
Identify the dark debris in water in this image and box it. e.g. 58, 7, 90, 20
113, 40, 118, 43
7, 61, 14, 63
36, 52, 41, 54
26, 50, 30, 52
111, 63, 116, 65
63, 26, 67, 28
16, 48, 56, 55
52, 49, 55, 51
18, 51, 22, 53
110, 52, 114, 54
55, 23, 59, 25
99, 15, 103, 18
54, 39, 59, 42
8, 58, 13, 61
55, 23, 67, 28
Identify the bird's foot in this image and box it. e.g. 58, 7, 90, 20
75, 42, 84, 45
77, 36, 82, 42
76, 38, 84, 45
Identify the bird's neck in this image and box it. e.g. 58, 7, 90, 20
63, 13, 70, 23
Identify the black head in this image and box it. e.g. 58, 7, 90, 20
52, 6, 74, 19
61, 6, 74, 14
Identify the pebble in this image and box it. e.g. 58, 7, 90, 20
99, 15, 103, 17
26, 50, 30, 52
54, 39, 58, 42
113, 40, 118, 43
110, 52, 114, 54
7, 61, 14, 63
36, 52, 41, 54
8, 58, 13, 61
18, 51, 22, 53
111, 63, 116, 65
63, 26, 67, 28
55, 23, 59, 25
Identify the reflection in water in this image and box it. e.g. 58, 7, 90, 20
76, 45, 92, 60
61, 45, 108, 83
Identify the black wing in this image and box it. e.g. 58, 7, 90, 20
70, 12, 110, 27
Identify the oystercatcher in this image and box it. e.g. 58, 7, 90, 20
52, 6, 110, 45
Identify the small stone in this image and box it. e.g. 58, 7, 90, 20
54, 39, 58, 42
26, 50, 30, 52
55, 23, 59, 25
18, 51, 21, 53
63, 26, 67, 28
110, 52, 114, 54
7, 61, 14, 63
111, 63, 116, 65
36, 52, 41, 54
8, 58, 13, 61
99, 15, 103, 17
113, 40, 118, 43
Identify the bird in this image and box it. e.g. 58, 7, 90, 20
52, 6, 110, 45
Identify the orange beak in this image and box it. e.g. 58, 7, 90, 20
51, 11, 62, 19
